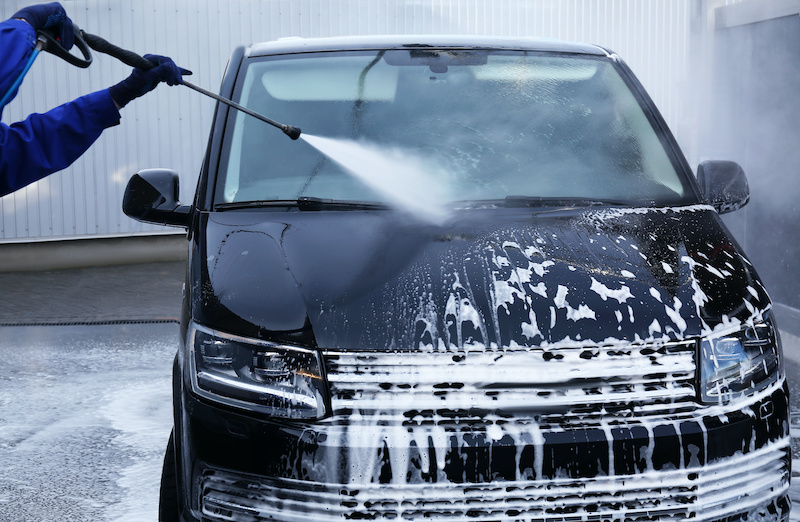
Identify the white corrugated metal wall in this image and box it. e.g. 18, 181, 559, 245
0, 0, 698, 241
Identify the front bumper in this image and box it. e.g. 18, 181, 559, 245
176, 339, 791, 521
178, 384, 790, 521
198, 441, 790, 521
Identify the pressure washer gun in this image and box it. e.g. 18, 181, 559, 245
9, 26, 302, 140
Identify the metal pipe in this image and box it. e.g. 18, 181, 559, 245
180, 81, 301, 140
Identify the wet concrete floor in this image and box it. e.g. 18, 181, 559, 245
0, 262, 183, 521
0, 323, 176, 521
0, 261, 798, 520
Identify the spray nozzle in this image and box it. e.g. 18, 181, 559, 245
283, 125, 302, 140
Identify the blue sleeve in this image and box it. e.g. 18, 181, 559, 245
0, 19, 122, 197
0, 19, 37, 106
0, 90, 122, 197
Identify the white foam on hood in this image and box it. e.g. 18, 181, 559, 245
554, 285, 597, 321
590, 277, 633, 303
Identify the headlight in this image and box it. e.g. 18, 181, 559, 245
188, 323, 330, 419
699, 316, 783, 404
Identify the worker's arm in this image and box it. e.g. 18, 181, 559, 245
0, 11, 113, 198
0, 90, 121, 197
0, 52, 187, 196
0, 2, 186, 197
0, 5, 120, 198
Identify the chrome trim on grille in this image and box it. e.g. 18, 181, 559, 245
323, 340, 698, 425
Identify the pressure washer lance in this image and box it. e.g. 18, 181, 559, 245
81, 31, 302, 140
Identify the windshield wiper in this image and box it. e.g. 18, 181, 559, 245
296, 197, 390, 211
216, 200, 295, 210
215, 197, 390, 212
503, 196, 634, 208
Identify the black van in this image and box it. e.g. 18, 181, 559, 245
124, 36, 790, 522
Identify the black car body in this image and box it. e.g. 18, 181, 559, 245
124, 36, 790, 521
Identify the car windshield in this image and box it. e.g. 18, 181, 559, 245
216, 49, 694, 207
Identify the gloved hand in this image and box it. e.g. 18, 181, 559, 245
12, 2, 74, 50
108, 54, 190, 108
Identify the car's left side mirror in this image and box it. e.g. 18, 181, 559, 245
122, 168, 191, 228
696, 160, 750, 214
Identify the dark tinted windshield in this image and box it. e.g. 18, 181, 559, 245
216, 49, 694, 207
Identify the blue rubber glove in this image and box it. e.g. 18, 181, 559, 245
108, 54, 190, 108
12, 2, 74, 50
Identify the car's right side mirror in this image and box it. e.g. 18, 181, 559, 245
696, 160, 750, 214
122, 169, 191, 227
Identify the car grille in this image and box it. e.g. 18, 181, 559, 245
199, 440, 790, 521
323, 339, 699, 427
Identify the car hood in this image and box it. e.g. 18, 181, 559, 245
191, 205, 771, 349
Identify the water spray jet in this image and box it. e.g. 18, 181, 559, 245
300, 134, 451, 225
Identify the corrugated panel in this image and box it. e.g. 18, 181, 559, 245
0, 0, 695, 241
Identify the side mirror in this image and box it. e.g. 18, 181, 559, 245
122, 169, 191, 227
696, 160, 750, 214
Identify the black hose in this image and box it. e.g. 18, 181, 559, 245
82, 32, 155, 70
0, 318, 178, 327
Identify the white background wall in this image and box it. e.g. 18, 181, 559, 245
0, 0, 699, 241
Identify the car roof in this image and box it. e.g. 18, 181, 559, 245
246, 35, 611, 58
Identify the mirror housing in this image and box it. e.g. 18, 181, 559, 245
122, 169, 191, 227
696, 160, 750, 214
